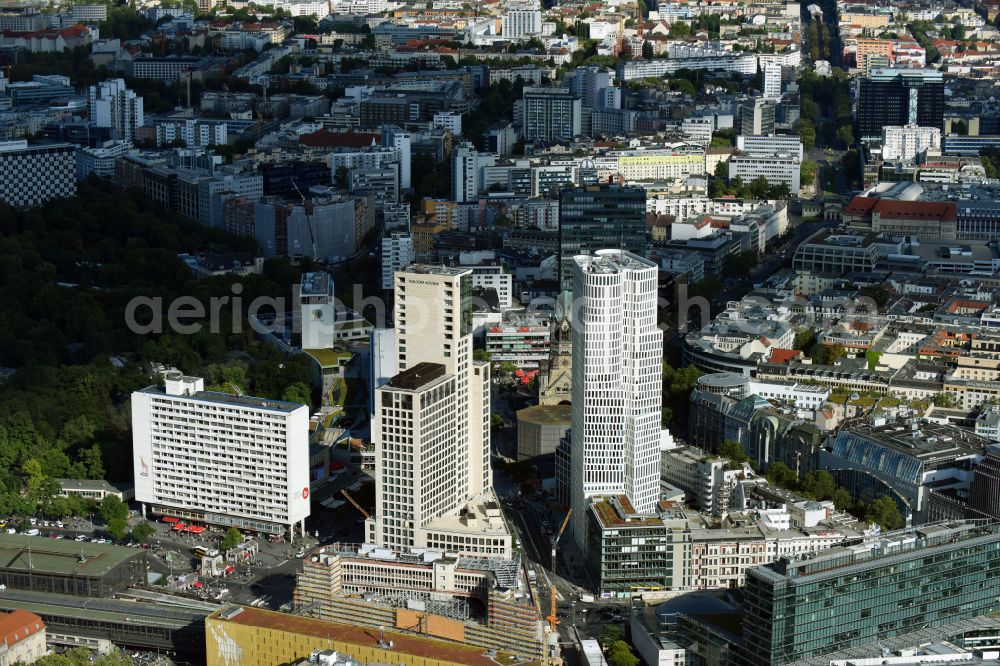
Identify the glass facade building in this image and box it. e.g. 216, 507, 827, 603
557, 185, 646, 292
740, 521, 1000, 665
856, 68, 944, 141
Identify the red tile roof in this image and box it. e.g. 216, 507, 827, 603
768, 348, 801, 364
0, 610, 44, 649
874, 199, 956, 222
299, 129, 381, 149
844, 196, 879, 216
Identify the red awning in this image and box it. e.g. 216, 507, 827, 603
187, 526, 206, 534
225, 566, 235, 573
161, 516, 180, 523
192, 581, 203, 588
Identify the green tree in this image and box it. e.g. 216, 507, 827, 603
800, 160, 819, 187
35, 648, 134, 666
720, 439, 749, 465
99, 495, 129, 524
107, 517, 128, 541
812, 343, 846, 365
932, 392, 959, 408
281, 382, 312, 407
473, 349, 492, 362
498, 362, 518, 375
661, 407, 674, 426
800, 470, 836, 500
835, 124, 855, 149
793, 328, 816, 351
642, 40, 654, 59
865, 350, 881, 371
864, 496, 903, 530
221, 526, 243, 551
334, 165, 350, 189
78, 443, 105, 480
132, 521, 155, 543
22, 458, 48, 503
830, 487, 854, 511
764, 461, 797, 487
796, 120, 817, 150
607, 641, 640, 666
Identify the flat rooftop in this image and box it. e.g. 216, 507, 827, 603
300, 271, 332, 296
762, 521, 1000, 581
575, 250, 655, 274
210, 606, 499, 666
0, 535, 143, 578
590, 495, 665, 528
386, 362, 448, 391
516, 404, 572, 425
401, 264, 469, 277
0, 589, 209, 629
837, 418, 988, 462
139, 385, 304, 413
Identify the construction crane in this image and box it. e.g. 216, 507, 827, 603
341, 489, 369, 518
545, 509, 572, 632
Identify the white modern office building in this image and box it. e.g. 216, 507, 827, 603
570, 250, 663, 549
371, 265, 505, 556
131, 373, 311, 537
470, 264, 513, 308
381, 231, 414, 291
452, 142, 479, 203
881, 124, 941, 162
736, 134, 804, 161
502, 9, 542, 39
381, 125, 412, 190
88, 79, 144, 143
763, 62, 782, 99
729, 152, 801, 193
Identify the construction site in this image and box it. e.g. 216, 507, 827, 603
293, 542, 556, 662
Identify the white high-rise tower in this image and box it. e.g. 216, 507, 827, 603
88, 79, 144, 143
569, 250, 663, 549
763, 62, 782, 99
371, 265, 505, 556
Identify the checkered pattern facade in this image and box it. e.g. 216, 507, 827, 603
0, 144, 77, 207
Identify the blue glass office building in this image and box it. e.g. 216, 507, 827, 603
740, 521, 1000, 665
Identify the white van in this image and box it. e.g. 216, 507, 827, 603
25, 528, 40, 537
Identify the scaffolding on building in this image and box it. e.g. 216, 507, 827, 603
459, 554, 521, 589
363, 590, 471, 621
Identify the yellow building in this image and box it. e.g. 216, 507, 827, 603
615, 152, 705, 181
411, 221, 447, 256
205, 606, 503, 666
840, 12, 890, 29
420, 198, 458, 227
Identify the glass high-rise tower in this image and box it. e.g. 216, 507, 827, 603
856, 68, 944, 141
558, 184, 646, 292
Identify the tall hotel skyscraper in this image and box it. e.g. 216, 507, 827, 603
569, 250, 663, 549
371, 265, 506, 556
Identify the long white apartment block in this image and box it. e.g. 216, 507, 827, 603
736, 134, 804, 161
729, 152, 801, 193
132, 372, 311, 537
570, 250, 663, 549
